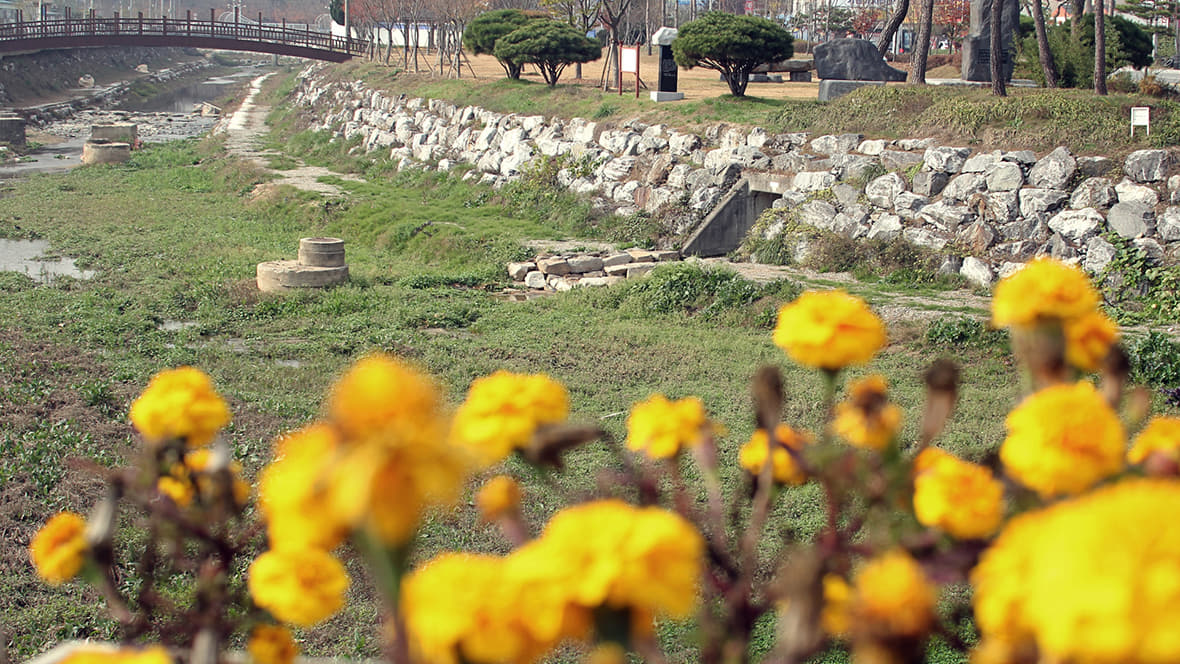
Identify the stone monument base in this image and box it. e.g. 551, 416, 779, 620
650, 91, 685, 102
818, 80, 885, 102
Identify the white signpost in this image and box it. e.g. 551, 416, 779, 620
1131, 106, 1151, 137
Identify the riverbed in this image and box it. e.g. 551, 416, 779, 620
0, 63, 269, 179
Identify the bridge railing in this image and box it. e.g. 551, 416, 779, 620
0, 14, 367, 56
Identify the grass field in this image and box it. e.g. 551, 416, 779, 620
3, 61, 1179, 663
0, 127, 1027, 662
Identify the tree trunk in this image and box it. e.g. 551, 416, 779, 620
1095, 0, 1108, 94
991, 0, 1007, 95
877, 0, 910, 56
1174, 0, 1179, 61
1070, 0, 1084, 37
1031, 0, 1059, 86
908, 0, 934, 83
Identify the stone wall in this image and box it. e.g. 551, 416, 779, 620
290, 64, 1179, 287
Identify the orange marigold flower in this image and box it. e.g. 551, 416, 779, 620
1128, 415, 1180, 465
129, 366, 231, 448
773, 290, 886, 371
852, 550, 937, 638
476, 475, 522, 521
625, 394, 710, 459
451, 370, 569, 468
1063, 309, 1118, 372
991, 257, 1099, 328
972, 479, 1180, 664
29, 512, 88, 585
832, 375, 903, 451
248, 548, 349, 627
327, 353, 443, 444
738, 424, 812, 485
248, 625, 299, 664
1001, 381, 1125, 498
913, 448, 1004, 540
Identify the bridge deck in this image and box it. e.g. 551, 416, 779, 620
0, 16, 365, 61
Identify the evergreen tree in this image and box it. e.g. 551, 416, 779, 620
672, 12, 794, 97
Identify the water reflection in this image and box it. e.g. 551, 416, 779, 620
0, 238, 96, 284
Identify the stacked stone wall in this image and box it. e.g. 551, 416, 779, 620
291, 64, 1180, 287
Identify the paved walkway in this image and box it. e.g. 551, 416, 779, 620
216, 73, 359, 196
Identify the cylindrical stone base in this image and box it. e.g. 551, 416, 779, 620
297, 237, 346, 267
257, 259, 349, 292
81, 140, 131, 165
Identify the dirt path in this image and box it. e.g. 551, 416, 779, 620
216, 73, 360, 196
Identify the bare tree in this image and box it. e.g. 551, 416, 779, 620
598, 0, 633, 89
990, 0, 1006, 95
908, 0, 933, 83
541, 0, 603, 78
1028, 0, 1058, 86
1094, 0, 1107, 94
876, 0, 910, 55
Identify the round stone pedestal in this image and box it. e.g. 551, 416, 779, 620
256, 260, 349, 293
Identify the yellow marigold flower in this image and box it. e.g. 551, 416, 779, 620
360, 440, 469, 545
773, 290, 887, 371
625, 394, 709, 459
248, 548, 349, 627
59, 646, 173, 664
992, 257, 1100, 328
972, 479, 1180, 664
451, 370, 569, 467
248, 625, 299, 664
852, 550, 936, 638
1064, 309, 1118, 372
258, 424, 350, 551
327, 353, 443, 443
29, 512, 88, 585
1001, 381, 1125, 498
913, 447, 1004, 540
129, 366, 231, 448
157, 470, 194, 507
821, 574, 853, 637
537, 499, 704, 618
477, 475, 522, 521
738, 424, 812, 485
832, 375, 903, 451
402, 553, 553, 664
1128, 416, 1180, 465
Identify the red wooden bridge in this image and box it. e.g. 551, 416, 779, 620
0, 9, 365, 62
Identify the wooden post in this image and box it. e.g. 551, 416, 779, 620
65, 6, 70, 35
137, 11, 142, 34
186, 9, 191, 36
113, 10, 118, 34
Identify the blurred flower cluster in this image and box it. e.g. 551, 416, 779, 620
28, 256, 1180, 664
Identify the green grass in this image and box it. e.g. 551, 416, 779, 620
0, 139, 1016, 663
